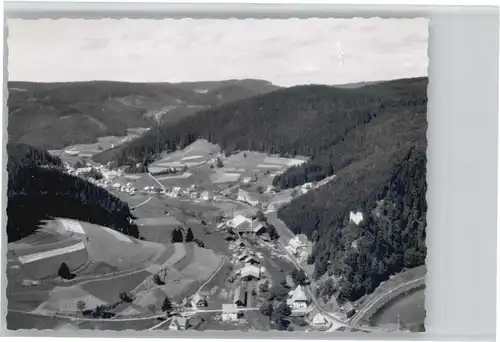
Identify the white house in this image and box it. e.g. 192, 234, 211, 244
170, 187, 182, 198
349, 211, 364, 225
169, 316, 187, 330
201, 191, 211, 201
228, 215, 250, 229
286, 285, 309, 310
237, 189, 259, 207
221, 304, 238, 321
238, 264, 261, 280
311, 312, 329, 328
191, 293, 207, 308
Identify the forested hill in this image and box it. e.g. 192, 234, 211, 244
8, 79, 279, 150
93, 77, 427, 190
7, 143, 139, 242
279, 144, 427, 302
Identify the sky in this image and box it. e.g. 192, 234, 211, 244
7, 18, 428, 87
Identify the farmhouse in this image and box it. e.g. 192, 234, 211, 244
191, 293, 207, 308
310, 311, 329, 328
221, 304, 239, 322
286, 235, 308, 254
201, 191, 211, 201
235, 220, 253, 234
169, 317, 187, 330
251, 220, 266, 234
170, 187, 182, 198
228, 215, 250, 229
238, 264, 261, 280
237, 189, 259, 207
286, 285, 309, 310
233, 286, 247, 308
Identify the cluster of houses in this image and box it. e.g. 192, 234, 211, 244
161, 185, 212, 202
64, 162, 140, 196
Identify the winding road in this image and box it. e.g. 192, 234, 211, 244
346, 276, 426, 331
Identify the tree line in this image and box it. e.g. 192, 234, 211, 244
7, 142, 139, 242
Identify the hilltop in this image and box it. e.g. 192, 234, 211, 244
8, 79, 279, 150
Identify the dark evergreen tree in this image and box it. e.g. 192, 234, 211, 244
58, 262, 71, 279
162, 296, 173, 313
186, 228, 194, 242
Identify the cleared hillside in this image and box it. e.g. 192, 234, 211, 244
8, 79, 279, 150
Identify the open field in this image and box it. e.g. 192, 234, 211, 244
147, 139, 219, 175
48, 128, 149, 161
137, 225, 179, 244
8, 242, 89, 280
135, 216, 182, 226
81, 270, 153, 303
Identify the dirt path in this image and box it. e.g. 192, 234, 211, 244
131, 196, 154, 209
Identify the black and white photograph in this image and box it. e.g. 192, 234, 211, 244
5, 18, 428, 333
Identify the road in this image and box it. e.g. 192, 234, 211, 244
131, 196, 154, 209
265, 211, 295, 245
194, 256, 227, 296
148, 172, 165, 191
346, 276, 426, 330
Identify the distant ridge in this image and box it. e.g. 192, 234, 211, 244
7, 79, 280, 150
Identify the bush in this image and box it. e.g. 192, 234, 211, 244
58, 262, 76, 280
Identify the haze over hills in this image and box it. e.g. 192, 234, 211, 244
7, 79, 280, 150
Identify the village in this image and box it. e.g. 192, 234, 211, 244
52, 151, 359, 332
159, 209, 338, 332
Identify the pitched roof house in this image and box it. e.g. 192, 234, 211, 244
191, 293, 207, 307
169, 316, 188, 330
233, 286, 247, 307
238, 264, 261, 280
221, 304, 238, 321
310, 311, 329, 328
251, 220, 266, 234
287, 285, 309, 309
